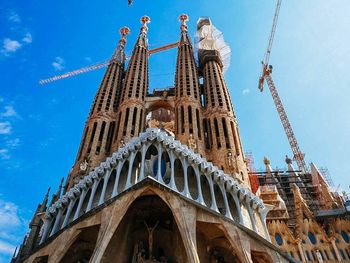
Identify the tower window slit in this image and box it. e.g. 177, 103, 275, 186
188, 106, 193, 134
203, 119, 211, 149
115, 112, 122, 142
87, 122, 97, 154
222, 118, 231, 149
196, 109, 201, 139
96, 121, 106, 155
181, 106, 185, 134
138, 109, 143, 134
208, 119, 213, 149
105, 121, 115, 153
77, 126, 89, 160
123, 108, 130, 136
131, 108, 138, 136
214, 118, 221, 148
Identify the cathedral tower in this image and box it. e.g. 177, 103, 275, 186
68, 27, 130, 188
197, 18, 249, 185
112, 16, 150, 151
174, 15, 205, 154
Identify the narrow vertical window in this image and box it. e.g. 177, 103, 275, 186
188, 106, 193, 134
203, 119, 208, 149
207, 119, 213, 149
87, 122, 97, 154
96, 121, 106, 155
222, 118, 230, 149
123, 108, 130, 136
196, 109, 201, 139
131, 108, 138, 136
214, 118, 221, 148
98, 122, 106, 142
138, 109, 144, 134
115, 112, 122, 142
181, 106, 185, 134
105, 121, 116, 153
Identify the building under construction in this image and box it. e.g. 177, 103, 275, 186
10, 2, 350, 262
247, 154, 350, 262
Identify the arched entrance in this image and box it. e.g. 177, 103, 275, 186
59, 225, 100, 263
251, 250, 274, 263
101, 195, 188, 262
196, 221, 242, 263
145, 99, 175, 135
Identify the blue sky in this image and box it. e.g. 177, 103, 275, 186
0, 0, 349, 261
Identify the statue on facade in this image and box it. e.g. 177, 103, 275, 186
143, 220, 159, 259
188, 134, 197, 151
226, 151, 237, 173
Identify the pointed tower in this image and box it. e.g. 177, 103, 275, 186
197, 18, 249, 185
112, 16, 150, 151
174, 14, 204, 153
67, 27, 130, 188
20, 188, 50, 257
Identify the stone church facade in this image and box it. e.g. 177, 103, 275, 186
15, 14, 346, 263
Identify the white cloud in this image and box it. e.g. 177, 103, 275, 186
52, 57, 65, 71
0, 240, 15, 255
0, 122, 11, 135
242, 88, 250, 95
22, 33, 32, 44
0, 199, 26, 257
8, 12, 21, 23
1, 106, 18, 118
1, 38, 22, 55
0, 200, 21, 229
0, 149, 10, 160
6, 139, 20, 149
84, 56, 92, 62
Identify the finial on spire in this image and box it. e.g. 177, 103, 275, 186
46, 187, 51, 197
140, 15, 151, 34
263, 156, 270, 165
119, 26, 130, 45
179, 14, 189, 32
285, 155, 292, 164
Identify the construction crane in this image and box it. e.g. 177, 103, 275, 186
39, 42, 179, 85
258, 0, 308, 173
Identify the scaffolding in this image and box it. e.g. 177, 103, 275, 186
252, 169, 321, 229
318, 167, 334, 187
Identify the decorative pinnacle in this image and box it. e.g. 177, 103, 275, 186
285, 155, 292, 164
263, 156, 270, 165
140, 15, 151, 34
119, 26, 130, 45
179, 14, 189, 32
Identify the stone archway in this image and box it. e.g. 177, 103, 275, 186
58, 225, 100, 263
251, 251, 274, 263
145, 100, 175, 135
101, 195, 188, 263
196, 221, 242, 263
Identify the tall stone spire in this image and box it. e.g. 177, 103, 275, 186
174, 14, 204, 154
67, 27, 130, 188
197, 18, 249, 185
112, 16, 150, 151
